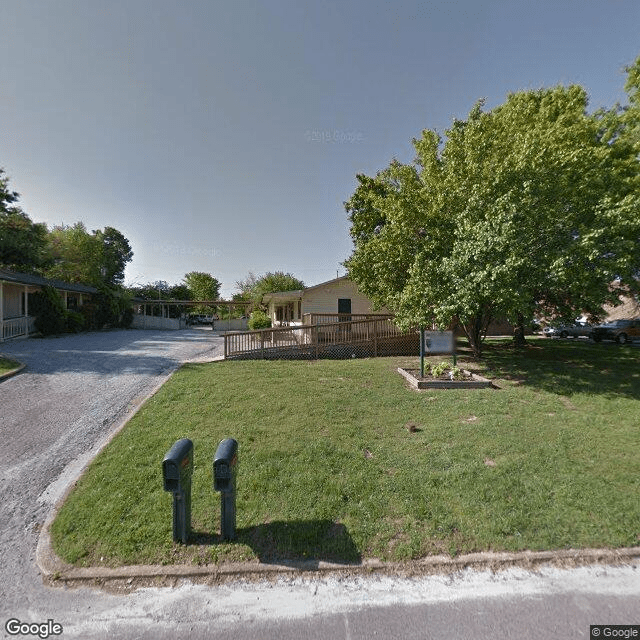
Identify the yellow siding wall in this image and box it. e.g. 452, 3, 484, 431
302, 279, 387, 315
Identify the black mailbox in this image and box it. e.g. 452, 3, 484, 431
213, 438, 238, 540
213, 438, 238, 492
162, 438, 193, 544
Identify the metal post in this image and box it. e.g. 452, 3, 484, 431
420, 328, 425, 378
172, 489, 191, 544
220, 482, 236, 541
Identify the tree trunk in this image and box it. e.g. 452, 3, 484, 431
513, 313, 527, 348
460, 316, 484, 358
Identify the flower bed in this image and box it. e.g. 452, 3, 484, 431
397, 366, 494, 389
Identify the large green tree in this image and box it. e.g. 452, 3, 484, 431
345, 83, 640, 356
94, 226, 133, 286
0, 169, 49, 272
183, 271, 221, 301
46, 222, 133, 287
46, 223, 102, 284
236, 270, 305, 305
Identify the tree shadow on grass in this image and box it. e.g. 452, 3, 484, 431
478, 338, 640, 399
191, 519, 361, 566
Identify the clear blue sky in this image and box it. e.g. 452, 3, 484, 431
1, 0, 638, 298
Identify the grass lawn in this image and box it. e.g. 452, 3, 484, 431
50, 337, 640, 567
0, 356, 20, 375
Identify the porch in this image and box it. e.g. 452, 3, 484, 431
0, 269, 96, 342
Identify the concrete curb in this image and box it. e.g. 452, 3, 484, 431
38, 535, 640, 588
0, 355, 26, 382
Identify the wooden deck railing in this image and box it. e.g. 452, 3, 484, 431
302, 313, 393, 325
224, 317, 417, 359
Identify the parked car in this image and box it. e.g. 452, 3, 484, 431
557, 322, 592, 339
542, 322, 590, 338
187, 314, 211, 326
591, 319, 640, 344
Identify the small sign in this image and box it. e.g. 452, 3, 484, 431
423, 330, 454, 355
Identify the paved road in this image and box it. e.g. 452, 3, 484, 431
0, 329, 638, 640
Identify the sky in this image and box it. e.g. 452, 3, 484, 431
1, 1, 639, 299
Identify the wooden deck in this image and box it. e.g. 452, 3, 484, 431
224, 317, 419, 360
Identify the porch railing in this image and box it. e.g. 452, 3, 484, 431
1, 316, 36, 341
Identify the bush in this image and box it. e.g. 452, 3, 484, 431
95, 289, 119, 329
248, 309, 272, 330
65, 310, 85, 333
119, 305, 134, 328
31, 286, 67, 336
79, 303, 99, 330
94, 285, 134, 329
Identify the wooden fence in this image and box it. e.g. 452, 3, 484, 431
224, 317, 419, 360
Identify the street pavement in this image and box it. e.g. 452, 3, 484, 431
0, 329, 638, 640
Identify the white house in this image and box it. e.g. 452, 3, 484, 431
261, 276, 390, 327
0, 268, 96, 342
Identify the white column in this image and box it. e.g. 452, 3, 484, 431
24, 285, 29, 336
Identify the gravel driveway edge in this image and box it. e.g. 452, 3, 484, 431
35, 361, 188, 579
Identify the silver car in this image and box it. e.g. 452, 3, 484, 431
557, 323, 592, 339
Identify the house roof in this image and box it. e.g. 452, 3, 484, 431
0, 268, 97, 294
261, 276, 350, 304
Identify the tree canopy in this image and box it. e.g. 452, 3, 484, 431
235, 270, 305, 305
183, 271, 221, 301
0, 169, 49, 272
345, 77, 640, 355
45, 222, 133, 287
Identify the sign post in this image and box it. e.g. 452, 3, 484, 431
420, 330, 455, 377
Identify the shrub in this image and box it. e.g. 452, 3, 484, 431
119, 305, 134, 328
248, 309, 272, 330
31, 286, 66, 336
79, 302, 99, 330
95, 288, 119, 329
65, 310, 85, 333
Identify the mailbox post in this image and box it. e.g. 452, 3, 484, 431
213, 438, 238, 541
162, 438, 194, 544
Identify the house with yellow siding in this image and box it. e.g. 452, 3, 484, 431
261, 276, 390, 327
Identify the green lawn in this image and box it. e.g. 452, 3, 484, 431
0, 357, 20, 375
50, 338, 640, 567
